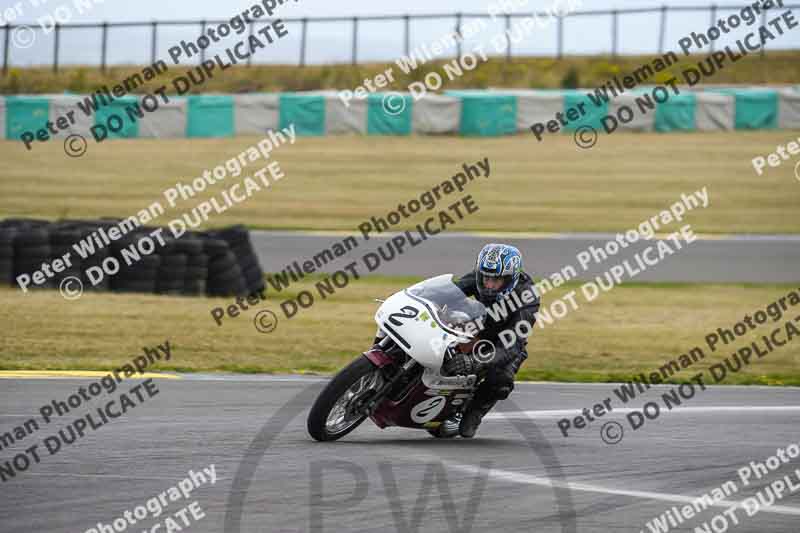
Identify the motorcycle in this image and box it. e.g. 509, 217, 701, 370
307, 274, 488, 442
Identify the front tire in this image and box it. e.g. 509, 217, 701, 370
307, 356, 383, 442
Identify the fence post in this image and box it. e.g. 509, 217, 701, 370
248, 20, 254, 66
3, 25, 9, 76
101, 22, 108, 73
404, 15, 410, 57
710, 4, 717, 53
611, 10, 618, 59
300, 17, 307, 66
505, 14, 512, 62
659, 6, 667, 55
150, 21, 157, 65
200, 20, 206, 64
557, 15, 563, 59
53, 23, 60, 73
455, 12, 462, 58
351, 16, 358, 65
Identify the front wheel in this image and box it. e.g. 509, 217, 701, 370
307, 356, 384, 442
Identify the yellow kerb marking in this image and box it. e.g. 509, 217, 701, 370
0, 371, 181, 379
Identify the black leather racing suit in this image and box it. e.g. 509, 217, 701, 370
455, 270, 540, 403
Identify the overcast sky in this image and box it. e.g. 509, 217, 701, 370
4, 0, 800, 67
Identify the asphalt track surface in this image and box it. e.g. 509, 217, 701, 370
3, 375, 800, 532
251, 231, 800, 284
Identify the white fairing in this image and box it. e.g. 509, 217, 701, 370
374, 274, 485, 378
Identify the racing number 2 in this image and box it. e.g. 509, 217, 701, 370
387, 305, 419, 326
382, 305, 419, 349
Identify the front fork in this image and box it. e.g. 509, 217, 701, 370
356, 337, 419, 417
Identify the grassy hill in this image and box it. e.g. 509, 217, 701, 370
3, 51, 799, 95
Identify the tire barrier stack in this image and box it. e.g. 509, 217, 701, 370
209, 226, 264, 297
0, 219, 265, 297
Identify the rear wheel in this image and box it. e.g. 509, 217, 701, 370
307, 356, 384, 442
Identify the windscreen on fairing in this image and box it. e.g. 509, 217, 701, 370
406, 275, 486, 334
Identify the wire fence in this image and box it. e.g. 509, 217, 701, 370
2, 4, 798, 74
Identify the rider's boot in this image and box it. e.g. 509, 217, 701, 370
459, 397, 497, 438
428, 413, 461, 438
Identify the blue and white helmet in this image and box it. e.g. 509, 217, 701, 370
475, 243, 523, 303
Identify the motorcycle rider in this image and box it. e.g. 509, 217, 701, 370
442, 243, 540, 438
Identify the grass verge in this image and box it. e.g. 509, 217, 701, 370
1, 276, 798, 386
3, 131, 800, 234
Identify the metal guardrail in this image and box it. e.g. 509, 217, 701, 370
2, 4, 798, 74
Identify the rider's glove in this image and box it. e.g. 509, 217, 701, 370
442, 351, 480, 376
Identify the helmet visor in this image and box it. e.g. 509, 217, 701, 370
477, 272, 514, 300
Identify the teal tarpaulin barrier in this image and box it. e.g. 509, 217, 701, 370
367, 93, 412, 135
4, 88, 800, 140
563, 90, 608, 131
279, 93, 325, 136
655, 93, 697, 132
94, 95, 140, 139
187, 95, 234, 138
449, 92, 516, 136
724, 89, 778, 130
6, 96, 49, 140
